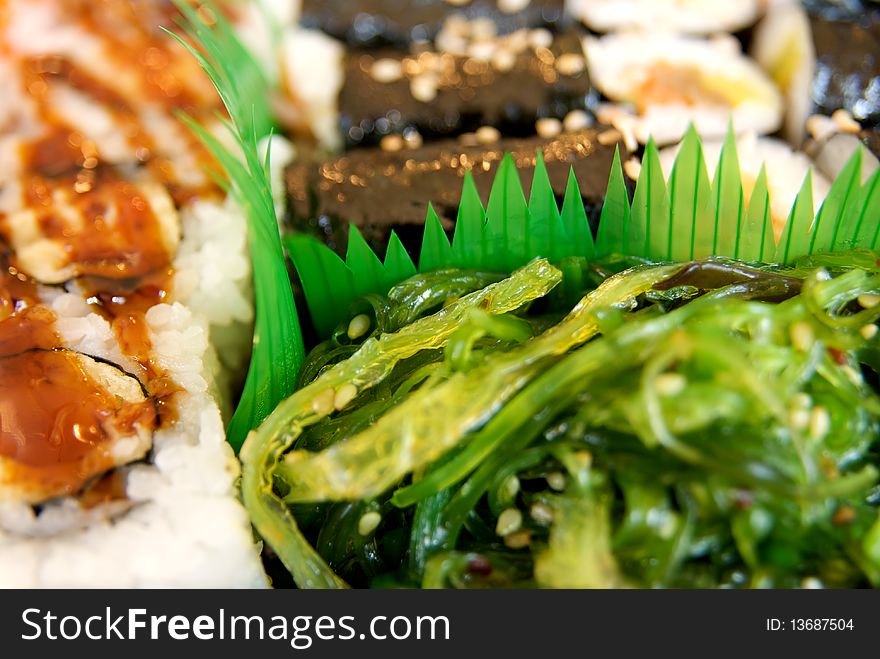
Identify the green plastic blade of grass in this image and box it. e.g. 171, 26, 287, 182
633, 138, 669, 260
737, 165, 774, 262
850, 169, 880, 250
668, 126, 713, 260
285, 234, 355, 338
485, 153, 529, 271
813, 147, 863, 254
419, 203, 453, 272
346, 225, 387, 298
451, 171, 487, 268
527, 151, 564, 260
171, 1, 303, 450
169, 1, 273, 140
288, 133, 880, 340
712, 126, 745, 258
563, 167, 598, 259
775, 172, 815, 264
383, 230, 418, 287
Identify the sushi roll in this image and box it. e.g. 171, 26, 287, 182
339, 25, 591, 148
299, 0, 568, 48
0, 0, 268, 587
584, 32, 783, 147
285, 126, 627, 255
567, 0, 761, 35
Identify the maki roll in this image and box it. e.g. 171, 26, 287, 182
339, 25, 591, 148
286, 127, 627, 255
583, 31, 783, 145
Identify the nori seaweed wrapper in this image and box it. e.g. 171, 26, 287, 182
285, 128, 628, 257
339, 31, 592, 149
300, 0, 567, 48
807, 0, 880, 125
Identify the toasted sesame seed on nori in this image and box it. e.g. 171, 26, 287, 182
339, 30, 592, 149
285, 128, 628, 258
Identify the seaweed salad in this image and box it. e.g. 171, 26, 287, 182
177, 4, 880, 589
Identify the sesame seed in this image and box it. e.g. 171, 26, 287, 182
790, 321, 814, 352
475, 125, 501, 144
358, 511, 382, 536
623, 157, 642, 181
806, 114, 838, 142
333, 383, 358, 411
504, 530, 532, 549
436, 31, 468, 56
801, 577, 824, 589
403, 130, 424, 149
492, 47, 517, 72
857, 293, 880, 309
860, 324, 878, 340
809, 406, 831, 440
496, 508, 523, 536
502, 475, 520, 499
596, 103, 625, 125
655, 372, 686, 397
469, 41, 496, 61
410, 74, 438, 102
563, 109, 591, 132
370, 58, 403, 83
535, 117, 562, 138
530, 502, 554, 525
380, 134, 405, 153
347, 314, 371, 340
528, 28, 553, 50
789, 408, 810, 431
831, 108, 861, 134
311, 388, 335, 417
471, 18, 497, 40
597, 128, 623, 146
546, 471, 566, 491
555, 53, 585, 76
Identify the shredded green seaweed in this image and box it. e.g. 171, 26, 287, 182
243, 251, 880, 588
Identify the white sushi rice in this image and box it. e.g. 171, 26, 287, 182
0, 0, 279, 587
584, 32, 783, 146
0, 216, 268, 587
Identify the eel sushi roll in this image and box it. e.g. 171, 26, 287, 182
0, 0, 288, 587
